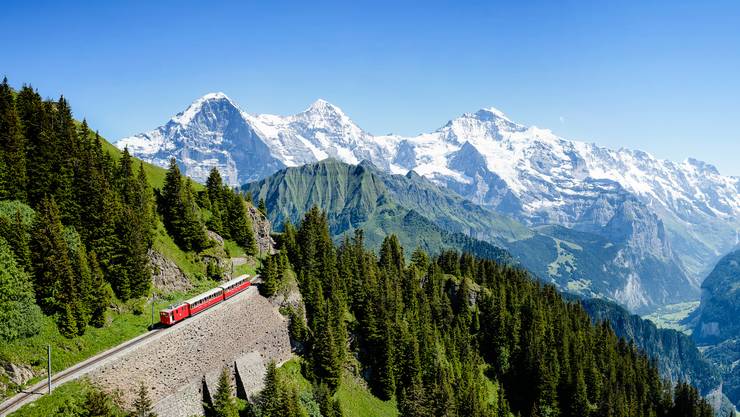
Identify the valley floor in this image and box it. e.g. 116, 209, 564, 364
643, 301, 700, 335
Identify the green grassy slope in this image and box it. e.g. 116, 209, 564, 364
8, 380, 126, 417
278, 358, 398, 417
99, 134, 177, 190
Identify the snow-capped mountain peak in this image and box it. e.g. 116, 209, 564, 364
170, 92, 237, 126
303, 98, 345, 116
117, 94, 740, 310
475, 106, 513, 122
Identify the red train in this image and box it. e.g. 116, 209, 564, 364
159, 274, 253, 326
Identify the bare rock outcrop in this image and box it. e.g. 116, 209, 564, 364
149, 249, 192, 293
206, 230, 225, 247
2, 363, 35, 386
247, 206, 275, 255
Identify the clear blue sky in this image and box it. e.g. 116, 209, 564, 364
2, 1, 739, 175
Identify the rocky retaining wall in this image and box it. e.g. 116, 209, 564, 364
89, 286, 291, 416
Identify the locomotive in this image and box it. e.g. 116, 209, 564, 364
159, 274, 253, 325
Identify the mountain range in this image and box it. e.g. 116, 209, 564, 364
117, 93, 740, 312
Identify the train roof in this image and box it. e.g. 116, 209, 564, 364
160, 303, 187, 314
184, 287, 223, 305
219, 274, 250, 288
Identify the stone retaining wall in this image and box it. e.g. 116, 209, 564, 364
89, 286, 292, 416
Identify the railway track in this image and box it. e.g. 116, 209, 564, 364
1, 276, 261, 416
0, 328, 164, 416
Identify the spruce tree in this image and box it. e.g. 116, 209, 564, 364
206, 167, 224, 205
51, 96, 80, 226
160, 158, 207, 252
258, 361, 283, 417
83, 387, 116, 417
17, 86, 53, 207
212, 367, 240, 417
64, 227, 92, 334
0, 207, 33, 273
0, 237, 42, 341
30, 197, 80, 336
224, 192, 257, 255
132, 382, 157, 417
0, 78, 27, 201
88, 251, 110, 328
260, 255, 279, 297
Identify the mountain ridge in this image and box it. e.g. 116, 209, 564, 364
243, 158, 697, 312
118, 93, 740, 310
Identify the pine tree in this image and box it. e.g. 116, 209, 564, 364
184, 178, 208, 251
314, 383, 342, 417
260, 255, 279, 297
58, 303, 78, 340
0, 78, 27, 201
132, 382, 157, 417
109, 158, 155, 300
17, 86, 53, 207
160, 158, 207, 251
257, 198, 267, 217
0, 207, 32, 272
206, 167, 224, 205
258, 361, 283, 417
207, 203, 225, 236
212, 367, 240, 417
288, 305, 308, 346
83, 387, 116, 417
88, 251, 111, 328
282, 385, 307, 417
0, 237, 42, 341
51, 96, 80, 225
224, 192, 257, 255
30, 197, 81, 336
64, 227, 92, 335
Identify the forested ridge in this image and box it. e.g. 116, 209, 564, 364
249, 207, 714, 417
0, 78, 258, 342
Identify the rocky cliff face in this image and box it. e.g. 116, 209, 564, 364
691, 250, 740, 410
149, 249, 192, 293
694, 250, 740, 344
247, 205, 275, 256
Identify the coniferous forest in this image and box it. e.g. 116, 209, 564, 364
0, 78, 258, 342
272, 207, 714, 417
0, 77, 715, 417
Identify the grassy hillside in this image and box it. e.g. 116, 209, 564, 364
99, 133, 189, 190
278, 358, 398, 417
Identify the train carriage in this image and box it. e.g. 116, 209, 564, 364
219, 274, 251, 299
186, 287, 225, 316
